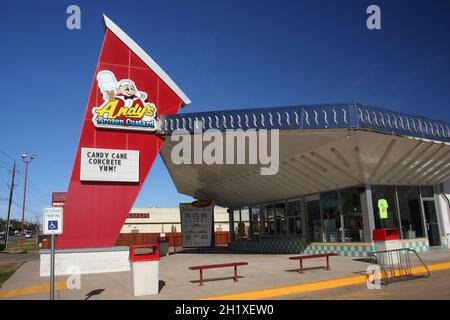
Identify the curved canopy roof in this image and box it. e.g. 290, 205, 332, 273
159, 103, 450, 207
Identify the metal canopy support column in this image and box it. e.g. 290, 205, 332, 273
361, 184, 375, 242
435, 183, 450, 245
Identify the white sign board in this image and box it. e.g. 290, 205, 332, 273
43, 207, 63, 235
180, 203, 213, 248
80, 148, 139, 182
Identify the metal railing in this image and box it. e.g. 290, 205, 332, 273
158, 103, 450, 142
369, 248, 430, 285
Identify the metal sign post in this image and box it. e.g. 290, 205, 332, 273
43, 207, 63, 301
50, 234, 55, 300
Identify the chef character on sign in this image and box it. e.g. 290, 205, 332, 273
96, 70, 155, 123
97, 70, 147, 107
115, 79, 148, 108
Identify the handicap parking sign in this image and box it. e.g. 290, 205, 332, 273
48, 220, 58, 230
43, 207, 63, 235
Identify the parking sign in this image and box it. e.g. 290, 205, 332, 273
44, 207, 63, 235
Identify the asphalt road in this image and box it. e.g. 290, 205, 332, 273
272, 269, 450, 300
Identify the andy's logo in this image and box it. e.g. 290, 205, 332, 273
92, 70, 157, 131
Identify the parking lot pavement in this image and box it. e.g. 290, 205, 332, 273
272, 268, 450, 300
1, 249, 449, 300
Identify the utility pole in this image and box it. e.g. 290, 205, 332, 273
20, 153, 36, 251
5, 161, 16, 249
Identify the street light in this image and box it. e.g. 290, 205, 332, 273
20, 153, 36, 251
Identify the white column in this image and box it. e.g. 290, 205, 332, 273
434, 180, 450, 248
361, 185, 375, 242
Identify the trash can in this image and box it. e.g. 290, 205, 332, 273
129, 244, 160, 296
373, 228, 401, 264
157, 237, 170, 257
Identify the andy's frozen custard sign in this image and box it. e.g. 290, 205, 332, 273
92, 70, 157, 131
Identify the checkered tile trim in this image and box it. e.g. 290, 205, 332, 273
228, 239, 374, 257
302, 243, 375, 257
229, 238, 433, 256
400, 238, 430, 252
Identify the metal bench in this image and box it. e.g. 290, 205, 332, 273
289, 253, 338, 273
188, 262, 249, 286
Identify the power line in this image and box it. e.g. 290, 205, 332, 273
27, 188, 50, 205
0, 197, 42, 218
0, 149, 18, 164
0, 150, 51, 212
14, 169, 50, 200
0, 158, 10, 167
0, 163, 11, 171
27, 179, 49, 198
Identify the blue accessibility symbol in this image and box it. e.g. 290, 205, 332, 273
48, 220, 58, 230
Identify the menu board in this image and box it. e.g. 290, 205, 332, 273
180, 202, 213, 248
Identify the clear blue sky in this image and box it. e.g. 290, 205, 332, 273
1, 0, 450, 222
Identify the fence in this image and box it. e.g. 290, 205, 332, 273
41, 231, 230, 249
116, 231, 230, 247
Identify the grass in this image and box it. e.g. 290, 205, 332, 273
0, 262, 23, 288
3, 239, 40, 253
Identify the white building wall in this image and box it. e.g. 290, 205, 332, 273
120, 207, 229, 234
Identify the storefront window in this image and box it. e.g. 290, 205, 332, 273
268, 220, 275, 235
233, 209, 240, 223
275, 202, 287, 235
263, 204, 275, 235
371, 185, 400, 230
321, 191, 341, 242
232, 209, 240, 241
397, 186, 424, 239
250, 206, 260, 240
340, 187, 364, 242
306, 195, 322, 242
287, 199, 302, 235
240, 207, 250, 240
264, 204, 274, 219
420, 186, 434, 198
241, 207, 250, 221
275, 202, 285, 217
233, 222, 240, 241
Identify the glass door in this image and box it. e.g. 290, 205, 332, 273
422, 200, 441, 247
306, 195, 322, 242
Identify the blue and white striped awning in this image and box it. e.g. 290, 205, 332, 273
159, 103, 450, 143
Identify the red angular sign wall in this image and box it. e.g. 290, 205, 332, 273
57, 16, 190, 249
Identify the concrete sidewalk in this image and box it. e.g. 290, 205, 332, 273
1, 249, 449, 300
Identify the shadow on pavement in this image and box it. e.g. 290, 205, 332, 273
85, 289, 105, 300
159, 280, 166, 293
284, 266, 329, 273
189, 275, 244, 285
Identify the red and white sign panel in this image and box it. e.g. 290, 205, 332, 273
51, 192, 67, 207
80, 148, 139, 182
56, 15, 190, 249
